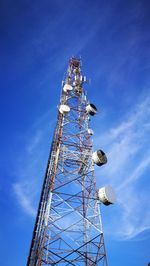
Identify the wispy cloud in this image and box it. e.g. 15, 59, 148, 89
95, 95, 150, 240
26, 130, 43, 154
13, 182, 36, 217
12, 111, 54, 217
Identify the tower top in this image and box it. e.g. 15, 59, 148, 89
69, 57, 81, 68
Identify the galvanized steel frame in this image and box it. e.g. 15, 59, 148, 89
27, 58, 108, 266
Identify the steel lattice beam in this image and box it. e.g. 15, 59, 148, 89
27, 58, 108, 266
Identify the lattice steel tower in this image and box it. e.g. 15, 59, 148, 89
27, 58, 115, 266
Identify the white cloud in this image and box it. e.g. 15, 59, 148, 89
13, 182, 36, 217
12, 111, 52, 217
119, 155, 150, 190
26, 130, 42, 154
95, 95, 150, 240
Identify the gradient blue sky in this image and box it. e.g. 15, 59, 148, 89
0, 0, 150, 265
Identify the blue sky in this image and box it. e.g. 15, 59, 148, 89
0, 0, 150, 265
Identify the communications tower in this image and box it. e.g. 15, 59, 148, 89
27, 58, 115, 266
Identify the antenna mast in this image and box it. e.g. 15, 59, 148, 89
27, 58, 115, 265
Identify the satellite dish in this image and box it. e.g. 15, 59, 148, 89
86, 103, 97, 116
87, 128, 94, 135
98, 185, 116, 206
59, 104, 70, 114
92, 150, 107, 166
63, 84, 73, 92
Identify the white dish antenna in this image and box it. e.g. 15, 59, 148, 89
98, 185, 116, 205
63, 84, 73, 92
87, 128, 94, 135
92, 149, 107, 166
86, 103, 97, 116
59, 104, 70, 114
